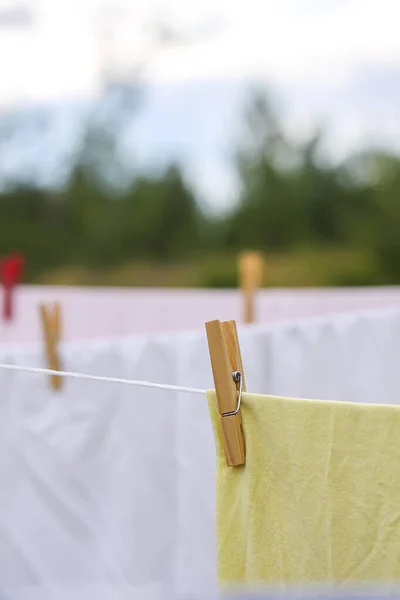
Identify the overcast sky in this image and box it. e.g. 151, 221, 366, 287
1, 0, 400, 208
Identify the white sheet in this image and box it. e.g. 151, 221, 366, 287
2, 285, 400, 342
0, 307, 400, 598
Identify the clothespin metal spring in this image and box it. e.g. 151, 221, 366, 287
221, 371, 243, 417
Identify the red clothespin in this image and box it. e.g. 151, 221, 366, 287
0, 253, 25, 321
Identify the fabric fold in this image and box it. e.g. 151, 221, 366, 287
207, 390, 400, 589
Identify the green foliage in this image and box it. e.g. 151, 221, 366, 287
0, 86, 400, 286
0, 164, 205, 275
365, 153, 400, 282
198, 256, 239, 288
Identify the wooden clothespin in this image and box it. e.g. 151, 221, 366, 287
0, 252, 25, 321
238, 251, 264, 324
39, 302, 62, 390
206, 319, 246, 467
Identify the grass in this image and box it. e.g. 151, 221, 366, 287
35, 246, 378, 288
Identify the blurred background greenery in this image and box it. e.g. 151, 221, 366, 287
0, 3, 399, 288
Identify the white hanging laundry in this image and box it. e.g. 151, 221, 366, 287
2, 284, 400, 343
0, 307, 400, 598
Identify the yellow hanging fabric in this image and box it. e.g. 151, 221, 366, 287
207, 390, 400, 590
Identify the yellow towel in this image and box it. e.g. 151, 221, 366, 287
207, 390, 400, 589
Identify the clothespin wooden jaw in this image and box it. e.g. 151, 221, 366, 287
0, 253, 24, 321
39, 302, 62, 390
206, 319, 246, 467
239, 251, 264, 324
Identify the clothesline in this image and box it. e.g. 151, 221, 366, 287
0, 363, 206, 395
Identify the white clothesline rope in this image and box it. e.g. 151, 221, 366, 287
0, 363, 206, 395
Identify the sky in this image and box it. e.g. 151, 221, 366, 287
1, 0, 400, 208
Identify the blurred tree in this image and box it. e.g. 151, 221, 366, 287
0, 186, 71, 279
1, 71, 400, 287
365, 152, 400, 281
0, 4, 214, 279
228, 89, 302, 250
294, 129, 356, 244
112, 164, 204, 261
229, 87, 379, 257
